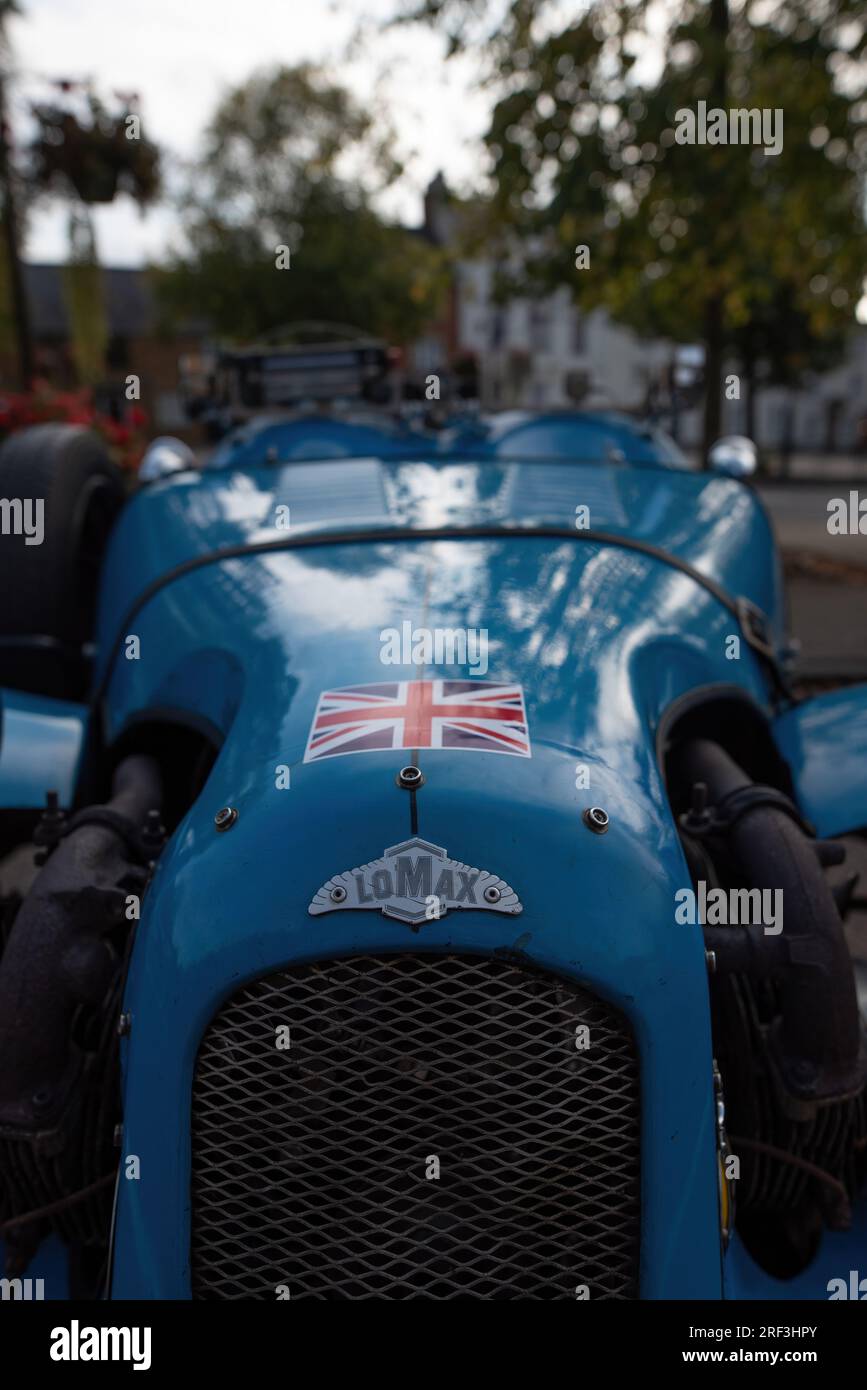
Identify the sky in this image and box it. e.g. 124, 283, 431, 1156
8, 0, 492, 266
9, 1, 867, 325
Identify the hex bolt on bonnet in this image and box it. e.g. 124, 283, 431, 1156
583, 806, 610, 835
214, 806, 238, 832
397, 765, 425, 789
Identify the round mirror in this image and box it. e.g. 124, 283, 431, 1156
139, 436, 197, 483
708, 435, 758, 478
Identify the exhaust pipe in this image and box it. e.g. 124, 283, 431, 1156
673, 738, 866, 1103
0, 754, 162, 1130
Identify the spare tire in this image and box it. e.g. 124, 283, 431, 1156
0, 425, 125, 698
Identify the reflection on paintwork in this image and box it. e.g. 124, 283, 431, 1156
100, 443, 787, 1301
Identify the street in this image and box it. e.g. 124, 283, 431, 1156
758, 484, 867, 681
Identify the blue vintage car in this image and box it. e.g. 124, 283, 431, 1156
0, 399, 865, 1301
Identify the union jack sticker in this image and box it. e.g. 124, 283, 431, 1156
303, 679, 531, 762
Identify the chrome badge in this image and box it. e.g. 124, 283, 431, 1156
308, 837, 523, 926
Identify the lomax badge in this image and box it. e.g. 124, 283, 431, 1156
308, 837, 523, 927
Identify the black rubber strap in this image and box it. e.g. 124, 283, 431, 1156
91, 524, 789, 705
714, 784, 814, 837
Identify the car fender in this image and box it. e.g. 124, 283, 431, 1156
0, 687, 87, 810
773, 684, 867, 836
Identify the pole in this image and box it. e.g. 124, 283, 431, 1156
0, 68, 32, 388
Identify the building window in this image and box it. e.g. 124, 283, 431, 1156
529, 304, 550, 352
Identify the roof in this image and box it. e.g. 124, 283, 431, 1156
22, 264, 209, 340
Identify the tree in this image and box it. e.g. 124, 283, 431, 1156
0, 0, 31, 386
393, 0, 867, 459
730, 284, 848, 441
157, 65, 446, 347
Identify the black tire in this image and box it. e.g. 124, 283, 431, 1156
0, 425, 125, 698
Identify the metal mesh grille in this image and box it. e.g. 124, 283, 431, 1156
191, 953, 640, 1299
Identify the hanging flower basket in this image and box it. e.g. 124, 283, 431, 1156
28, 100, 160, 207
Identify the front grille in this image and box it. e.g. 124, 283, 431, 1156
191, 954, 640, 1299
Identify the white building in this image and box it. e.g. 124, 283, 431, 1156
419, 176, 867, 454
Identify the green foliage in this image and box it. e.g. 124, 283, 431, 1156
61, 261, 108, 384
393, 0, 867, 434
157, 65, 446, 345
61, 211, 108, 385
0, 231, 18, 359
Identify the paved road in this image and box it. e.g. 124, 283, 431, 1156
757, 485, 867, 680
748, 482, 865, 972
758, 484, 867, 562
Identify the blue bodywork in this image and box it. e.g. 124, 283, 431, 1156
773, 686, 867, 838
0, 688, 86, 810
3, 410, 866, 1299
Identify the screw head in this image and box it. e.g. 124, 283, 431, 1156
214, 806, 238, 832
583, 806, 609, 834
330, 885, 348, 904
117, 1011, 132, 1037
483, 886, 501, 904
397, 765, 424, 789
